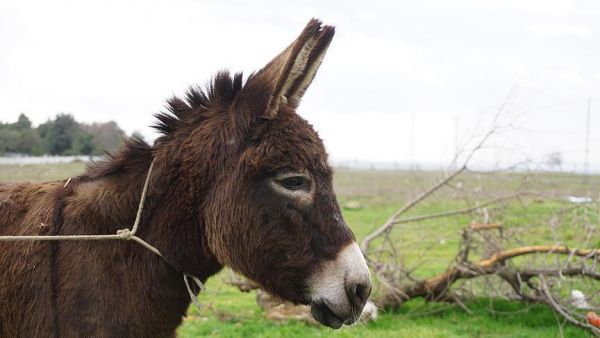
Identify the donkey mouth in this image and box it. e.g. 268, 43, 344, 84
310, 300, 359, 329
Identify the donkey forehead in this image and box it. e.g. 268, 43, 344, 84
242, 109, 330, 174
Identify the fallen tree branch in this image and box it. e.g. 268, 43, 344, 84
381, 244, 598, 305
517, 267, 600, 281
479, 246, 598, 268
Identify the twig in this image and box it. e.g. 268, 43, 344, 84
390, 193, 527, 226
360, 166, 466, 254
540, 277, 600, 335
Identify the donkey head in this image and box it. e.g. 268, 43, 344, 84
197, 19, 371, 328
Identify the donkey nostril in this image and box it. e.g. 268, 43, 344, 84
356, 282, 371, 303
345, 280, 372, 309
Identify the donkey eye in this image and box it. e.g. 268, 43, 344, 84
279, 176, 307, 190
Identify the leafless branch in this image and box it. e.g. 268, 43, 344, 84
360, 166, 466, 254
540, 277, 600, 335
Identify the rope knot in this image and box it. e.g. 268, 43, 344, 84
116, 228, 133, 239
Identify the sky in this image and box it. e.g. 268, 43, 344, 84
1, 0, 599, 171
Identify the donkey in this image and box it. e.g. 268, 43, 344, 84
0, 19, 371, 337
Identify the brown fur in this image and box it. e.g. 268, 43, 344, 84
0, 19, 356, 337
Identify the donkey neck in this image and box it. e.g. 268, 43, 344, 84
77, 143, 223, 282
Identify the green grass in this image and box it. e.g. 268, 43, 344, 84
0, 162, 86, 182
1, 163, 597, 337
179, 296, 589, 337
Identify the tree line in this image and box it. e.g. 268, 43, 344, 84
0, 113, 135, 156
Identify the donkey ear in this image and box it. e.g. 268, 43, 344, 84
236, 19, 335, 120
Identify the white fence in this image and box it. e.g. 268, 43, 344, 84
0, 155, 101, 165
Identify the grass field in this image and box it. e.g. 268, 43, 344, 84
1, 163, 597, 337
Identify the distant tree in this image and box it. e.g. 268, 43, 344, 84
14, 128, 42, 155
38, 113, 80, 155
0, 129, 20, 154
81, 121, 125, 154
0, 113, 42, 155
0, 113, 126, 156
71, 132, 95, 155
14, 113, 32, 130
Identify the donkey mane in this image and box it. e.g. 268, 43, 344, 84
152, 71, 244, 137
85, 71, 244, 180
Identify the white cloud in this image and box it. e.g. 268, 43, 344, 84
495, 0, 575, 17
530, 24, 592, 38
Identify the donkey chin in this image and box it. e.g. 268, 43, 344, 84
307, 242, 373, 328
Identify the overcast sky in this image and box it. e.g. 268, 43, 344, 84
1, 0, 599, 170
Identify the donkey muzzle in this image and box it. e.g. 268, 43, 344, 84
308, 242, 372, 328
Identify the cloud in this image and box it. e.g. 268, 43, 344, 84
530, 24, 592, 38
